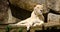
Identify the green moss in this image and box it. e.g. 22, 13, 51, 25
5, 25, 12, 32
18, 28, 23, 32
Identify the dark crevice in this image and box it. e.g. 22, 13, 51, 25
10, 5, 32, 20
35, 29, 60, 32
49, 9, 60, 15
35, 26, 60, 32
43, 13, 48, 23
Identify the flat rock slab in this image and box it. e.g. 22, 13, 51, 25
44, 22, 60, 27
47, 13, 60, 23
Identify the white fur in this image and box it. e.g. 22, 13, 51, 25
12, 5, 44, 30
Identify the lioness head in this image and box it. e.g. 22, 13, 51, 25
34, 4, 43, 15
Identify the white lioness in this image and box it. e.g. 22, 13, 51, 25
10, 4, 44, 30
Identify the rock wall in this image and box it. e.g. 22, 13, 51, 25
47, 0, 60, 13
0, 0, 60, 32
0, 0, 9, 24
9, 0, 48, 13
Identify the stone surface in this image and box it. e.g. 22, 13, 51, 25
47, 13, 60, 23
0, 24, 8, 32
30, 25, 43, 32
9, 0, 48, 13
0, 29, 6, 32
9, 0, 60, 13
10, 28, 27, 32
47, 0, 60, 13
0, 24, 27, 32
0, 24, 8, 28
8, 25, 27, 32
0, 0, 9, 24
0, 0, 21, 24
10, 28, 21, 32
44, 22, 60, 27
